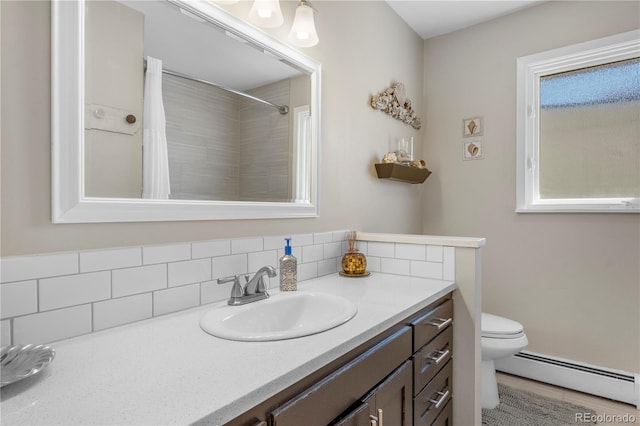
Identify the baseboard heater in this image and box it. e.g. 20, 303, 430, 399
495, 350, 639, 409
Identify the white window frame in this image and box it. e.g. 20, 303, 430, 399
516, 30, 640, 213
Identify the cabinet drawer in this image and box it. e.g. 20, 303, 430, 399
271, 326, 412, 426
412, 326, 452, 396
409, 299, 453, 352
413, 359, 452, 426
431, 399, 452, 426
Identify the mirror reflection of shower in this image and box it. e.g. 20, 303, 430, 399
83, 0, 311, 203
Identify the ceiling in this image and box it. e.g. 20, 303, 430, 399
120, 0, 304, 90
385, 1, 544, 40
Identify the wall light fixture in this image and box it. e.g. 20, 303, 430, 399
248, 0, 284, 28
288, 0, 319, 47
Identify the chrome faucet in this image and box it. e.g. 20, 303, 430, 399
217, 265, 277, 306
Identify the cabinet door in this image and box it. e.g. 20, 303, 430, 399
365, 360, 413, 426
331, 402, 371, 426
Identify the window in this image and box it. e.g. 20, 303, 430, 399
516, 30, 640, 213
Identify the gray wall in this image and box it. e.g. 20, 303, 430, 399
84, 1, 143, 198
422, 1, 639, 372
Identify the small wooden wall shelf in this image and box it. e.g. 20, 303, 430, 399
375, 163, 431, 184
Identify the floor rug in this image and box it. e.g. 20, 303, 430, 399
482, 383, 598, 425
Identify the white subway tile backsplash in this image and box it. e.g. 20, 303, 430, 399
396, 243, 426, 261
13, 305, 92, 344
143, 244, 191, 265
323, 242, 342, 259
168, 259, 211, 287
192, 240, 230, 259
365, 256, 381, 272
368, 242, 395, 258
261, 276, 276, 290
381, 258, 410, 275
40, 272, 111, 311
443, 247, 455, 281
318, 259, 337, 277
355, 241, 368, 254
201, 280, 231, 305
298, 262, 318, 282
231, 238, 263, 254
154, 284, 200, 316
291, 233, 314, 246
263, 235, 286, 251
80, 247, 141, 273
302, 245, 323, 263
0, 230, 458, 346
426, 245, 444, 263
411, 261, 443, 279
93, 294, 152, 331
1, 320, 11, 346
1, 280, 37, 319
1, 253, 78, 283
313, 232, 333, 244
278, 246, 302, 260
211, 254, 247, 280
112, 265, 167, 298
248, 250, 278, 273
332, 230, 349, 242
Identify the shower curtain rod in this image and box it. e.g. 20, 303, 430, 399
144, 61, 289, 115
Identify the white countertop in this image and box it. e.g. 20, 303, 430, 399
1, 273, 455, 425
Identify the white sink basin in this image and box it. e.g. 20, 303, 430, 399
200, 292, 358, 341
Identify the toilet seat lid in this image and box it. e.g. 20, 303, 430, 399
482, 313, 524, 338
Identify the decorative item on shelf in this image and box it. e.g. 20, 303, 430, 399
369, 82, 422, 129
340, 231, 370, 277
375, 160, 431, 184
389, 136, 414, 163
382, 152, 397, 163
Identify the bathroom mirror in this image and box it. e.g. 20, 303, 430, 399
52, 0, 321, 222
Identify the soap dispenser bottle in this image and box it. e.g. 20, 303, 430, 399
279, 238, 297, 291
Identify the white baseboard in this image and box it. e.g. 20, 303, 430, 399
495, 351, 639, 409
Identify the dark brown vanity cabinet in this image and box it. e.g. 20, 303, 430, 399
228, 294, 453, 426
271, 327, 413, 425
409, 298, 454, 426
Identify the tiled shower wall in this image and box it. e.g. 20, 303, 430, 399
0, 231, 455, 346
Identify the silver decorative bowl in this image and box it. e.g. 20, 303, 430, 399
1, 344, 55, 387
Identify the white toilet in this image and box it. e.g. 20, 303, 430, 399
481, 313, 528, 409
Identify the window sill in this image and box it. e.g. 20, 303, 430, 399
516, 202, 640, 214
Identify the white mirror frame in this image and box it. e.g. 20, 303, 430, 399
52, 0, 321, 223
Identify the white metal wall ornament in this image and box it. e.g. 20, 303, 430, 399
369, 82, 422, 130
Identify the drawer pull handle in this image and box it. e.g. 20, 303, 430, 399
427, 317, 452, 329
370, 409, 383, 426
427, 348, 450, 365
430, 389, 450, 409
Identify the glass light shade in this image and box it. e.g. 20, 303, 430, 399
249, 0, 284, 28
288, 3, 318, 47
